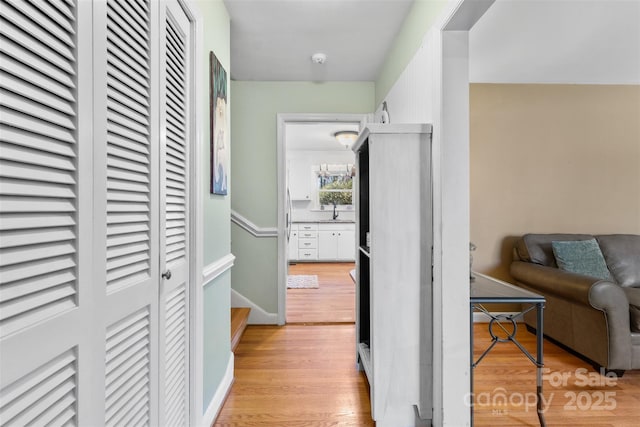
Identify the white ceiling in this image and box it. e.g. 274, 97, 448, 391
286, 122, 360, 151
223, 0, 414, 81
470, 0, 640, 84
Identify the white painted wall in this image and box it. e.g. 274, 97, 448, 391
470, 0, 640, 84
375, 4, 474, 425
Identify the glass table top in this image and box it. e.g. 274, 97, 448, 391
470, 272, 545, 303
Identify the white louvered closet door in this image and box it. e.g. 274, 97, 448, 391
0, 0, 93, 425
158, 1, 192, 426
97, 0, 161, 425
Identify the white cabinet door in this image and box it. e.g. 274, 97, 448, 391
288, 162, 312, 201
337, 230, 355, 260
318, 230, 338, 259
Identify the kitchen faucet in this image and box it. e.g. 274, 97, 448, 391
332, 202, 339, 220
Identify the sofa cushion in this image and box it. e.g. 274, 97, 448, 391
517, 234, 595, 267
551, 239, 613, 281
623, 288, 640, 333
596, 234, 640, 288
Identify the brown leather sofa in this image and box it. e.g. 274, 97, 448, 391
510, 233, 640, 373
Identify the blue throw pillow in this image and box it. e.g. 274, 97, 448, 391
551, 239, 613, 281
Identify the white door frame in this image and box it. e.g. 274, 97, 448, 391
276, 113, 368, 325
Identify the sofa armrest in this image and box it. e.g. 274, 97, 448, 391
589, 280, 633, 369
510, 261, 600, 306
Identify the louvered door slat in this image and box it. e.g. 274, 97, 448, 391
107, 121, 149, 148
0, 54, 76, 102
166, 143, 185, 162
1, 228, 75, 249
107, 2, 149, 54
0, 142, 75, 171
163, 285, 185, 427
106, 242, 150, 261
27, 0, 75, 34
1, 241, 75, 270
107, 100, 150, 131
0, 212, 75, 231
0, 91, 75, 130
0, 109, 75, 143
47, 0, 75, 22
105, 308, 150, 427
0, 350, 77, 426
106, 75, 149, 109
30, 394, 76, 427
106, 41, 149, 89
1, 178, 75, 199
1, 0, 78, 335
0, 126, 75, 157
0, 37, 75, 87
2, 73, 75, 115
0, 161, 75, 186
0, 11, 75, 72
107, 88, 149, 122
0, 270, 74, 301
105, 0, 152, 299
4, 0, 75, 48
0, 198, 73, 215
107, 178, 149, 195
110, 0, 149, 43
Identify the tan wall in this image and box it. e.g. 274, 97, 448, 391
470, 84, 640, 281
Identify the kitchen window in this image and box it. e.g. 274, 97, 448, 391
316, 164, 355, 207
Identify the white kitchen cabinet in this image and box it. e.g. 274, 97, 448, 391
353, 124, 433, 426
293, 223, 318, 261
318, 223, 355, 261
288, 161, 313, 201
337, 229, 355, 260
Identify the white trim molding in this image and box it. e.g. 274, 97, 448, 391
202, 253, 236, 285
200, 352, 234, 427
231, 288, 278, 324
231, 209, 278, 238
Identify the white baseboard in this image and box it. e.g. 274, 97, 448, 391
231, 288, 278, 324
201, 352, 234, 427
473, 311, 521, 323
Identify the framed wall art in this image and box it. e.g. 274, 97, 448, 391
210, 52, 228, 195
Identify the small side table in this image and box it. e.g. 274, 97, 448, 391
470, 273, 546, 427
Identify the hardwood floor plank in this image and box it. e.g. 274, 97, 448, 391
214, 324, 374, 427
287, 262, 355, 324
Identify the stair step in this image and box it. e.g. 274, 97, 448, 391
231, 307, 251, 352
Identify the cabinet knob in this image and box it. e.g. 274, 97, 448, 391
162, 269, 172, 280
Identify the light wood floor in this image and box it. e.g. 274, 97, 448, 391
473, 323, 640, 426
286, 262, 355, 324
214, 324, 373, 426
215, 322, 640, 426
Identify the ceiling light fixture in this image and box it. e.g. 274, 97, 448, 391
334, 130, 358, 147
311, 52, 327, 64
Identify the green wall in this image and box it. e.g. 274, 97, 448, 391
197, 0, 231, 411
375, 0, 448, 105
230, 81, 374, 313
